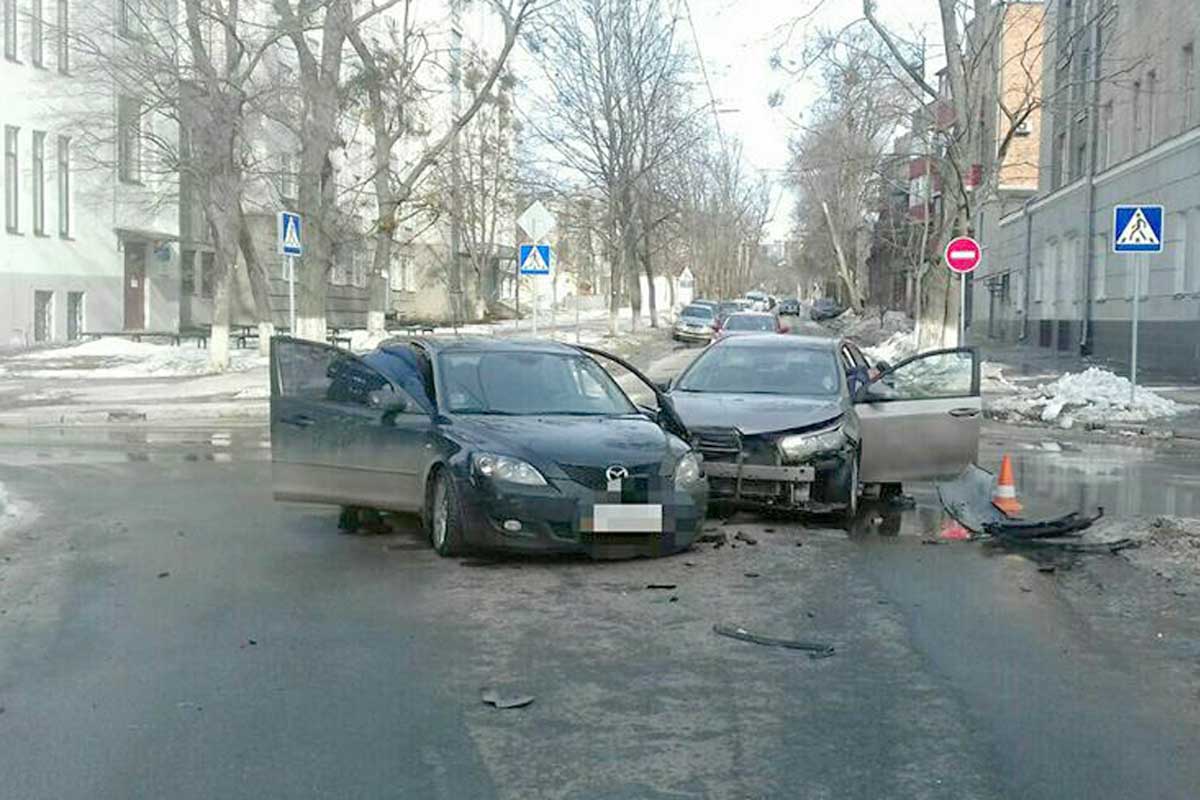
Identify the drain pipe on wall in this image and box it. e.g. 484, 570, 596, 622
1079, 3, 1105, 356
1021, 196, 1033, 341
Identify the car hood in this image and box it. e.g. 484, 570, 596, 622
668, 391, 844, 436
448, 414, 678, 471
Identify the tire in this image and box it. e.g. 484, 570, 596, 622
427, 469, 466, 557
840, 451, 861, 522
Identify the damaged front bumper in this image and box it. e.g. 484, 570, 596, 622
702, 461, 817, 506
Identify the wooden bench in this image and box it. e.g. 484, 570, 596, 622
84, 329, 210, 347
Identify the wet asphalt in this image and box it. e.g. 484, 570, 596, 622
0, 421, 1198, 799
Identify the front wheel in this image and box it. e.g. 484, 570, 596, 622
427, 470, 467, 557
840, 452, 860, 522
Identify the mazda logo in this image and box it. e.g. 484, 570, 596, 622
605, 465, 630, 482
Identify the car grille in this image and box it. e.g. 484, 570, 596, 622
692, 427, 741, 463
558, 463, 659, 494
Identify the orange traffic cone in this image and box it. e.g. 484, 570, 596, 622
992, 454, 1023, 516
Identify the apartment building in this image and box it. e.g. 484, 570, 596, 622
977, 0, 1200, 376
1, 0, 180, 346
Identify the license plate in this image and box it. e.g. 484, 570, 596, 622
592, 503, 663, 533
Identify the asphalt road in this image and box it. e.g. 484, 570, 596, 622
2, 349, 1200, 798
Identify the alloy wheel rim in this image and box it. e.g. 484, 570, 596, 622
432, 479, 449, 547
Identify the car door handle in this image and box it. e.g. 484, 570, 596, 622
949, 407, 980, 418
280, 414, 316, 428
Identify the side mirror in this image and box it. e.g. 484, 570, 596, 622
368, 388, 411, 421
779, 325, 790, 334
655, 379, 672, 392
874, 360, 892, 373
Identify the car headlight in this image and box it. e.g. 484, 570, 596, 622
472, 453, 547, 486
674, 452, 703, 489
778, 425, 849, 463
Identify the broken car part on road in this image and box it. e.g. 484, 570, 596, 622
712, 624, 836, 659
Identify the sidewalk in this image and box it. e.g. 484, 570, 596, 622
0, 308, 676, 427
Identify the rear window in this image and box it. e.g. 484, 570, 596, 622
725, 314, 774, 331
682, 305, 714, 319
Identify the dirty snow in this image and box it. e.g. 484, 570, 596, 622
0, 481, 34, 540
12, 337, 266, 378
988, 367, 1184, 427
863, 331, 918, 366
831, 308, 914, 346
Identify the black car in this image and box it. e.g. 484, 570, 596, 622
778, 298, 801, 316
810, 298, 844, 321
664, 334, 981, 517
270, 337, 708, 558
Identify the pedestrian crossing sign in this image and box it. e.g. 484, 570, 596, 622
277, 211, 303, 256
1113, 205, 1163, 253
519, 243, 551, 275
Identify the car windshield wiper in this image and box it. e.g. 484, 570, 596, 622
451, 409, 523, 416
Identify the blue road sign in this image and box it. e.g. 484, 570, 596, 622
1113, 205, 1163, 253
277, 211, 303, 257
519, 243, 551, 275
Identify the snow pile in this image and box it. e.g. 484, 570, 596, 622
0, 481, 33, 538
864, 331, 918, 366
988, 367, 1184, 426
831, 307, 914, 346
13, 337, 266, 378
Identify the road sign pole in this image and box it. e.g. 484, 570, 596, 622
288, 255, 296, 335
575, 291, 581, 344
959, 272, 967, 345
1131, 255, 1141, 405
532, 279, 538, 336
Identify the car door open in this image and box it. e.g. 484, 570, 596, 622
854, 347, 981, 483
576, 345, 691, 440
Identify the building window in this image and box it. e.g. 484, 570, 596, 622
180, 249, 196, 296
32, 131, 45, 235
1054, 133, 1068, 187
2, 0, 15, 60
1132, 80, 1142, 152
391, 254, 416, 292
56, 134, 70, 237
200, 251, 215, 298
4, 125, 18, 233
351, 248, 367, 289
117, 96, 142, 183
1183, 44, 1195, 132
1092, 234, 1106, 300
56, 0, 67, 73
1098, 101, 1114, 170
1145, 70, 1158, 147
1188, 209, 1200, 293
118, 0, 139, 37
277, 153, 296, 203
1174, 211, 1188, 294
34, 290, 54, 343
30, 0, 43, 66
1072, 139, 1087, 181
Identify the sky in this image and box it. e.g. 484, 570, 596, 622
686, 0, 946, 239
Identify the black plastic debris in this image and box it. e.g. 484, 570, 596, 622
734, 532, 758, 546
480, 688, 534, 709
744, 572, 760, 578
697, 532, 728, 545
982, 508, 1105, 540
713, 624, 835, 659
156, 571, 170, 579
646, 583, 677, 590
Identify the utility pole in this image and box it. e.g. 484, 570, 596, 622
449, 0, 464, 329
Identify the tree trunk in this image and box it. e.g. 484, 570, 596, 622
236, 208, 274, 353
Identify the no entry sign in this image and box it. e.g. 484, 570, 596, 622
944, 236, 982, 274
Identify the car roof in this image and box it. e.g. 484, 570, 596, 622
382, 336, 583, 357
715, 333, 839, 350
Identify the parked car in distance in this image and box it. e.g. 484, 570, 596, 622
664, 334, 981, 517
714, 312, 788, 339
673, 303, 719, 343
270, 337, 708, 558
778, 298, 801, 316
810, 298, 844, 321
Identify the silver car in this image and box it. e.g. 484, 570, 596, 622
664, 334, 981, 517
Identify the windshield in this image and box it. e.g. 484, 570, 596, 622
724, 314, 775, 331
676, 344, 842, 396
438, 351, 637, 415
681, 305, 714, 320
